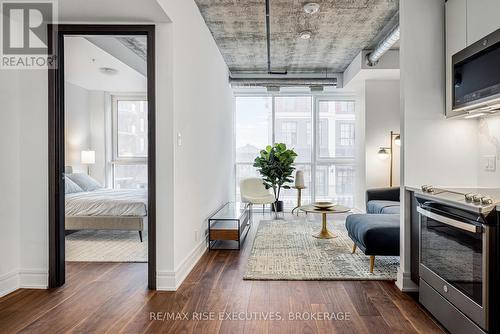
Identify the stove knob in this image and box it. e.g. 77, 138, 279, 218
481, 196, 493, 205
473, 194, 482, 203
422, 185, 434, 193
465, 193, 475, 202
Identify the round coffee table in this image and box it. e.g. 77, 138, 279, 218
299, 204, 351, 239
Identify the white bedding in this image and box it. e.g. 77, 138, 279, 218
65, 189, 147, 217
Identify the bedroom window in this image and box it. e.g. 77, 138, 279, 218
112, 96, 148, 189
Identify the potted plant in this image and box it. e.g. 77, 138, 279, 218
253, 143, 298, 212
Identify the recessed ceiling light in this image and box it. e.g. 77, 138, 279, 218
303, 3, 320, 14
299, 30, 312, 40
99, 67, 118, 75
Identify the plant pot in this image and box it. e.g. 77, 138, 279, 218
271, 201, 284, 212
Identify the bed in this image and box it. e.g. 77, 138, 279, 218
64, 169, 147, 242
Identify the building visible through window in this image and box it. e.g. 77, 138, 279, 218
112, 96, 148, 189
235, 95, 355, 207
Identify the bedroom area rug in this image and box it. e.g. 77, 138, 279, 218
244, 217, 399, 280
66, 230, 147, 262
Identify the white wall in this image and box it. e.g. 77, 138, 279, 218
64, 83, 107, 185
156, 0, 235, 289
17, 70, 49, 289
0, 0, 234, 295
354, 83, 367, 211
401, 0, 478, 189
0, 70, 21, 297
65, 82, 91, 173
88, 91, 107, 185
365, 80, 400, 189
399, 0, 479, 291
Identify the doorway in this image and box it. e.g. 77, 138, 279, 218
48, 25, 156, 289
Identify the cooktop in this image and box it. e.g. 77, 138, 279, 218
416, 185, 500, 214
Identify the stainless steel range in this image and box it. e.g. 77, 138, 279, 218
415, 186, 500, 334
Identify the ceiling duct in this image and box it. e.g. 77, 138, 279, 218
229, 77, 337, 88
366, 22, 400, 66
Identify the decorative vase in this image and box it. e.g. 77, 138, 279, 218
295, 170, 305, 189
271, 200, 284, 212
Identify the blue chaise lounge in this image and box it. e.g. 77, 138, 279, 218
345, 187, 400, 273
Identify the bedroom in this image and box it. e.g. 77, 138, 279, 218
63, 35, 149, 264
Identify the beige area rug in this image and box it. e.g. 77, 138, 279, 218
66, 230, 147, 262
244, 216, 399, 280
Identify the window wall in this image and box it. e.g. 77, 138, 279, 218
235, 94, 356, 208
112, 96, 148, 189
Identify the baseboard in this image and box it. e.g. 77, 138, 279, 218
396, 268, 419, 292
157, 239, 207, 291
19, 269, 48, 289
0, 270, 19, 298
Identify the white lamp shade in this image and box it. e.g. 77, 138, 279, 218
81, 150, 95, 164
394, 135, 401, 146
295, 170, 305, 188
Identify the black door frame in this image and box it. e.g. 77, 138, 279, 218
48, 24, 156, 289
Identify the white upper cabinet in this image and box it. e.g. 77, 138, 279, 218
446, 0, 467, 55
445, 0, 467, 116
467, 0, 500, 45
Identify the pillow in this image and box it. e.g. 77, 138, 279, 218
65, 177, 83, 194
67, 173, 102, 192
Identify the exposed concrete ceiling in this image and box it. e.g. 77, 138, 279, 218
194, 0, 399, 74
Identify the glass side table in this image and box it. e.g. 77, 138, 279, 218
208, 202, 251, 250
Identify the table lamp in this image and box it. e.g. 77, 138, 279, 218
81, 150, 95, 175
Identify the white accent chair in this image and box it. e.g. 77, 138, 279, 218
240, 178, 275, 212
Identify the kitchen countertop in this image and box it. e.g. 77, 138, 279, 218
405, 185, 500, 212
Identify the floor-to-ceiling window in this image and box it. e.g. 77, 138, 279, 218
235, 96, 273, 198
274, 96, 313, 206
234, 93, 356, 208
112, 95, 148, 189
315, 99, 356, 207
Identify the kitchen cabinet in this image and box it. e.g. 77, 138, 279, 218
467, 0, 500, 45
445, 0, 467, 117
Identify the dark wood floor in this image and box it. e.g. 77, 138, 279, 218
0, 213, 446, 333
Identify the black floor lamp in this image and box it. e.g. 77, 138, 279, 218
377, 131, 400, 187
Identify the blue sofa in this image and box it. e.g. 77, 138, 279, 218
345, 187, 400, 273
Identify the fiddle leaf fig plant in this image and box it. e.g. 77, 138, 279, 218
253, 143, 298, 204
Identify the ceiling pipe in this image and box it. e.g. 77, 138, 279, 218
265, 0, 287, 75
229, 77, 337, 88
366, 23, 400, 66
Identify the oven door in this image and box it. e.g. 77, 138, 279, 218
418, 205, 488, 330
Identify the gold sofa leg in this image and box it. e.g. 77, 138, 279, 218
352, 244, 357, 254
369, 256, 375, 273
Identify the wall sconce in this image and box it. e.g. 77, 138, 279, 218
377, 131, 400, 187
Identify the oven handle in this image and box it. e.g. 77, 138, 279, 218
417, 207, 483, 233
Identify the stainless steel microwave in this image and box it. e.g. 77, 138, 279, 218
450, 27, 500, 118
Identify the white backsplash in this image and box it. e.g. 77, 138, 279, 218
478, 115, 500, 187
